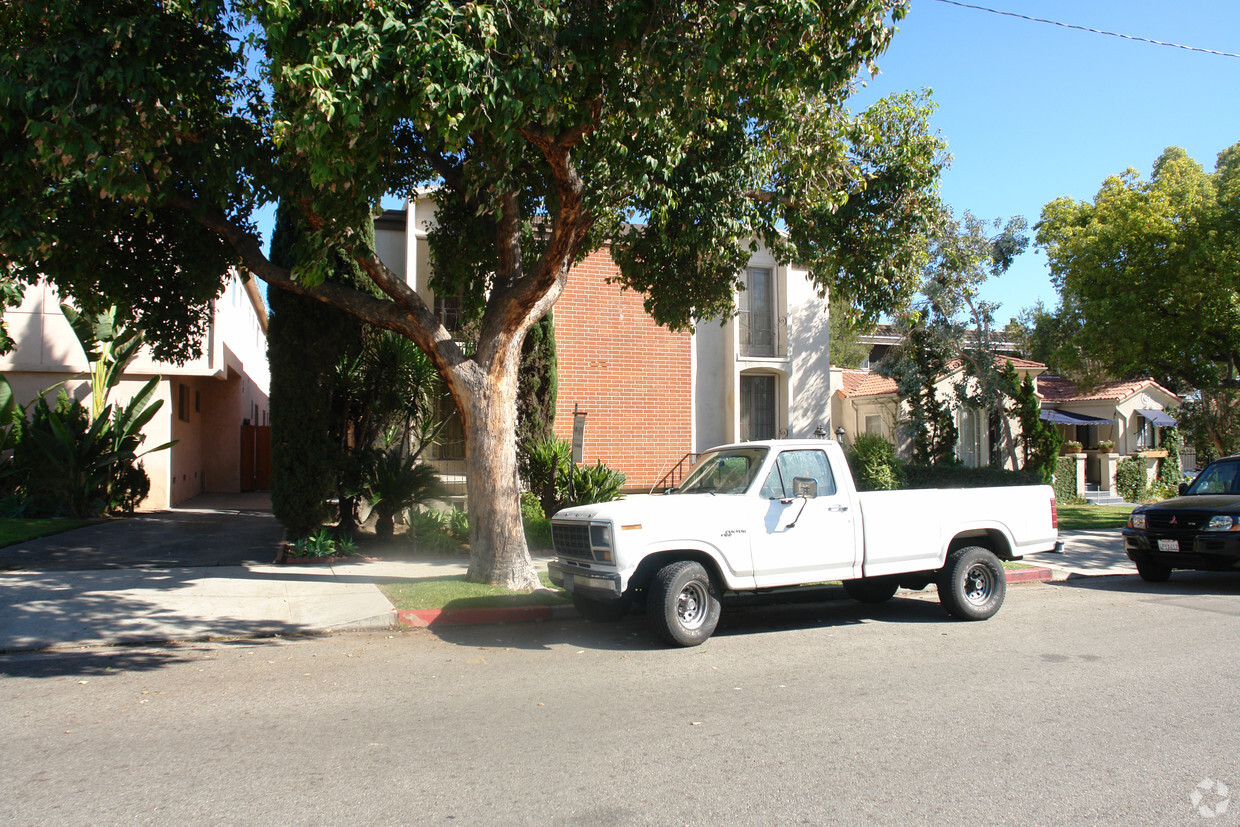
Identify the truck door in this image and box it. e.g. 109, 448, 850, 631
749, 448, 858, 587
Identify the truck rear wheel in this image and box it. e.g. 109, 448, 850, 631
842, 577, 899, 604
647, 561, 721, 646
937, 546, 1005, 621
572, 593, 630, 623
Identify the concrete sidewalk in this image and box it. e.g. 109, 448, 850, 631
1024, 529, 1135, 578
0, 490, 1134, 652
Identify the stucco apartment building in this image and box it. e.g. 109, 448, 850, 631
0, 271, 271, 508
374, 197, 834, 492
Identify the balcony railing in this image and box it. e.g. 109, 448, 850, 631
737, 311, 785, 358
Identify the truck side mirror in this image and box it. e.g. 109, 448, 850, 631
792, 477, 818, 499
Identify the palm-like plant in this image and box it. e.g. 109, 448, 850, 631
362, 448, 444, 538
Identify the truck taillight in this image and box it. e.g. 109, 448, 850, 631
1050, 497, 1058, 530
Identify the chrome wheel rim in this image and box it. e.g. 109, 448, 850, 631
676, 581, 709, 630
963, 563, 995, 605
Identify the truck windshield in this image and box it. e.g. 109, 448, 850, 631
675, 448, 768, 495
1185, 460, 1240, 495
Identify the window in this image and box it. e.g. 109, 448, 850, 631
865, 415, 883, 436
178, 384, 190, 422
740, 267, 777, 356
434, 293, 464, 334
740, 374, 777, 441
760, 450, 836, 499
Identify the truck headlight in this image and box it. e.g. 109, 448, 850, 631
1205, 515, 1238, 531
1128, 513, 1146, 530
590, 522, 614, 562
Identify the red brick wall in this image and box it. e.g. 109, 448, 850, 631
551, 247, 693, 490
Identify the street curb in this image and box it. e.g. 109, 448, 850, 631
395, 568, 1058, 629
397, 604, 577, 628
1006, 567, 1055, 583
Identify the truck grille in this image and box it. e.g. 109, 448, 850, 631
1148, 511, 1205, 531
552, 523, 594, 560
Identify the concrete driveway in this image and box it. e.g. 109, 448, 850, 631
0, 492, 282, 571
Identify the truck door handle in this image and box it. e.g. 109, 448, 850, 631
827, 505, 849, 513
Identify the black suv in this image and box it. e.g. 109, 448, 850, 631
1124, 456, 1240, 581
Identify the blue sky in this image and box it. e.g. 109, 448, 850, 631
851, 0, 1240, 324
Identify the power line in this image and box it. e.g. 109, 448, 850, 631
929, 0, 1240, 60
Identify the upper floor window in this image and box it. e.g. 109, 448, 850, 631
740, 267, 779, 357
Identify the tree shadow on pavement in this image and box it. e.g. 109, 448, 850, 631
0, 638, 294, 679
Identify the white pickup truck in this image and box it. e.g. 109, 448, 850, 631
548, 439, 1060, 646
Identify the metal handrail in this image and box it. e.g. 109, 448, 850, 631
650, 452, 701, 494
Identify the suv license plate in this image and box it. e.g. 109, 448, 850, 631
1157, 539, 1180, 552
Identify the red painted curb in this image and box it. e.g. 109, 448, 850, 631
398, 606, 556, 627
1005, 567, 1055, 583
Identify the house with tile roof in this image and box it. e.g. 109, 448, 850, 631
829, 356, 1049, 470
1036, 376, 1181, 498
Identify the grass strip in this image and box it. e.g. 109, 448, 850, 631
0, 518, 97, 548
379, 572, 569, 611
1056, 503, 1133, 531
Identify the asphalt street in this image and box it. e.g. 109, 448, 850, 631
3, 574, 1239, 825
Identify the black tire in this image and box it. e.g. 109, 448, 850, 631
647, 561, 721, 646
937, 546, 1006, 621
842, 577, 899, 604
1136, 560, 1173, 583
572, 592, 630, 623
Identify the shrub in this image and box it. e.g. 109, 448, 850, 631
360, 448, 443, 537
1115, 456, 1148, 503
405, 508, 469, 556
901, 463, 1043, 489
846, 433, 904, 491
522, 435, 625, 514
290, 528, 358, 558
1053, 456, 1080, 503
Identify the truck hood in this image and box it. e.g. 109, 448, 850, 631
1140, 494, 1240, 513
553, 494, 724, 524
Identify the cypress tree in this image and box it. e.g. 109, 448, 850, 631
267, 205, 371, 539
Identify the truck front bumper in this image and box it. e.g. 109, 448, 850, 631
548, 561, 623, 599
1123, 529, 1240, 572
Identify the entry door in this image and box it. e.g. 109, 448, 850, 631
748, 448, 858, 587
740, 374, 776, 441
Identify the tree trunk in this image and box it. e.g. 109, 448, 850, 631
460, 353, 541, 591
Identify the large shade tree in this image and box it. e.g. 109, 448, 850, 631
1036, 142, 1240, 456
1, 0, 946, 588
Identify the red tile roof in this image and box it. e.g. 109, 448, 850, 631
836, 369, 898, 398
1036, 376, 1180, 404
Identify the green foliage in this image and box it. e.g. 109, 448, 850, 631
1001, 364, 1061, 483
520, 491, 552, 551
1115, 456, 1148, 504
0, 0, 948, 582
290, 528, 358, 559
7, 373, 172, 518
268, 204, 378, 539
517, 311, 558, 455
1158, 427, 1182, 486
1053, 456, 1080, 503
1036, 143, 1240, 398
1177, 391, 1240, 466
60, 304, 145, 419
828, 295, 875, 369
522, 436, 625, 515
405, 507, 472, 556
846, 433, 904, 491
901, 464, 1043, 490
361, 449, 443, 538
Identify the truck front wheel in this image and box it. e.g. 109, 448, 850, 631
648, 561, 721, 646
937, 546, 1006, 621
